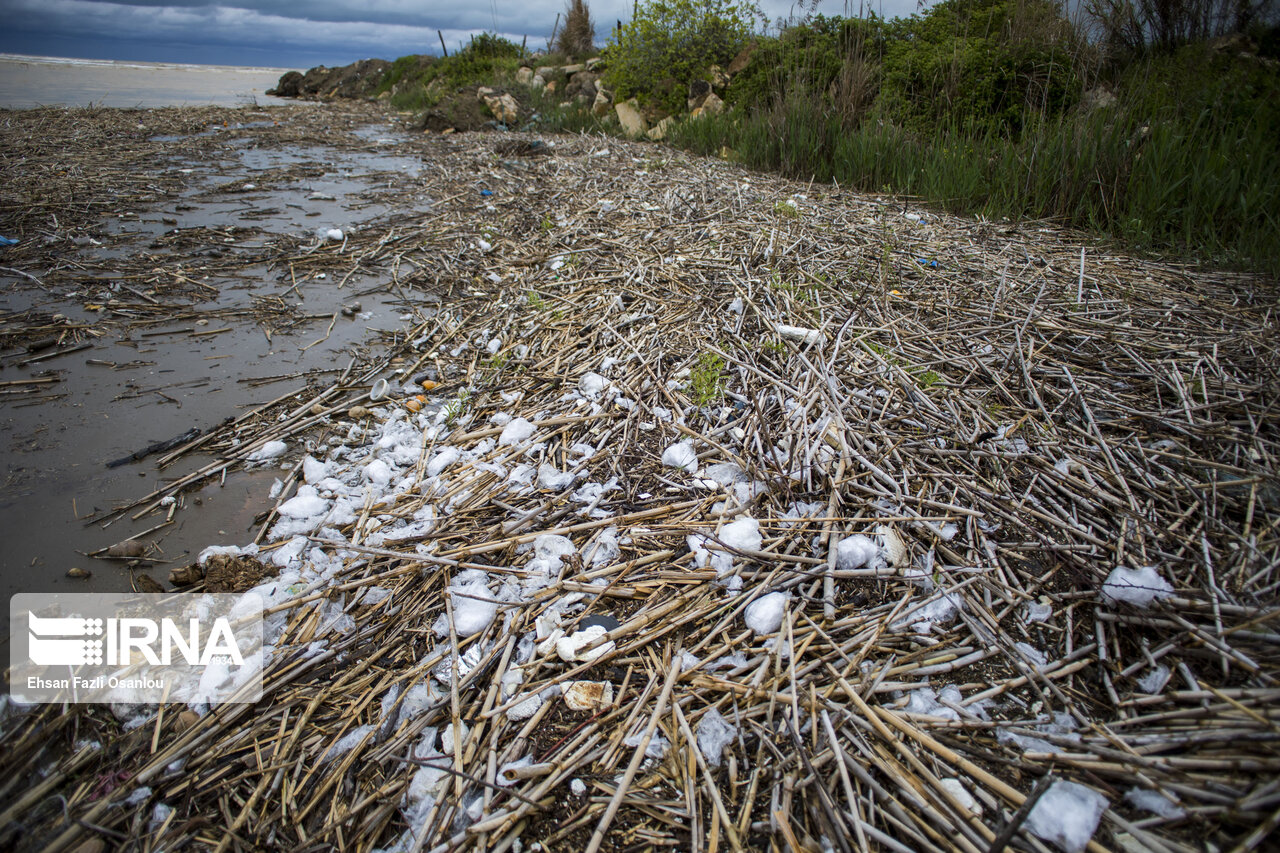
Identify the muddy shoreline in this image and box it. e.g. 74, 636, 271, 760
0, 101, 435, 600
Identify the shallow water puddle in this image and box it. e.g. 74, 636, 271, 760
0, 123, 426, 599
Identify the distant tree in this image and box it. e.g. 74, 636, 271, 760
557, 0, 597, 56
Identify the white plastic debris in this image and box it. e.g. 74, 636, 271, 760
775, 324, 821, 344
696, 707, 736, 767
1025, 780, 1108, 853
835, 534, 878, 570
744, 592, 788, 634
571, 778, 587, 796
427, 447, 461, 478
247, 440, 287, 462
661, 440, 699, 473
1102, 566, 1173, 608
1023, 601, 1053, 622
325, 228, 344, 242
537, 464, 574, 491
728, 296, 744, 314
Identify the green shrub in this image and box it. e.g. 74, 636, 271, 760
604, 0, 758, 113
386, 34, 524, 110
876, 0, 1084, 135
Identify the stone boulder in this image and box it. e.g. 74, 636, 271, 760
691, 92, 724, 120
615, 98, 648, 138
591, 88, 613, 117
727, 42, 757, 75
516, 66, 534, 85
477, 88, 520, 124
647, 116, 675, 141
272, 58, 393, 101
267, 70, 304, 97
566, 70, 598, 101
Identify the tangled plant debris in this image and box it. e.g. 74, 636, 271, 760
0, 100, 1278, 853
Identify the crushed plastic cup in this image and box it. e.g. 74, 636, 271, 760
370, 379, 390, 402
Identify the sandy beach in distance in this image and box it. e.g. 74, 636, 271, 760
0, 53, 296, 109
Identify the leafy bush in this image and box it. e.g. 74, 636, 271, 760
604, 0, 758, 113
557, 0, 597, 56
384, 34, 524, 110
875, 0, 1084, 135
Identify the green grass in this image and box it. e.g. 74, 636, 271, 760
688, 352, 728, 407
668, 52, 1280, 274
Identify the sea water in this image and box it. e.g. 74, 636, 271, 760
0, 53, 297, 109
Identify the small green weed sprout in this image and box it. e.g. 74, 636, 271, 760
774, 199, 800, 219
688, 352, 727, 407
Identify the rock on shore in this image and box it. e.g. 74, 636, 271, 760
268, 58, 392, 100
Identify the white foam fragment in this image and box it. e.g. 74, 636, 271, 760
1025, 780, 1108, 853
1124, 787, 1185, 819
499, 417, 536, 445
427, 447, 461, 478
1136, 664, 1170, 694
571, 778, 587, 796
506, 693, 542, 720
940, 778, 982, 815
744, 592, 788, 634
661, 440, 699, 473
1102, 566, 1173, 607
496, 756, 531, 787
302, 455, 330, 484
556, 625, 614, 663
537, 464, 574, 491
579, 372, 609, 399
325, 228, 344, 242
278, 486, 328, 519
441, 580, 498, 637
247, 440, 287, 462
624, 731, 670, 759
834, 534, 878, 570
321, 724, 374, 761
696, 707, 736, 767
720, 516, 762, 553
364, 458, 393, 485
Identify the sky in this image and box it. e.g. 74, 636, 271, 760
0, 0, 923, 70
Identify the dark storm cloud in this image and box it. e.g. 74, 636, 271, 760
0, 0, 921, 68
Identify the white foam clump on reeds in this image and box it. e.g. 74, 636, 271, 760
1102, 565, 1173, 607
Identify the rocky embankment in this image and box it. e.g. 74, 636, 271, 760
267, 58, 393, 100
268, 43, 759, 139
